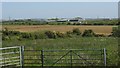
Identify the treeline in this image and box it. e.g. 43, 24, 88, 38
85, 19, 118, 25
2, 27, 120, 40
2, 19, 118, 25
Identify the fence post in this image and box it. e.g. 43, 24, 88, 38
41, 50, 44, 68
103, 48, 106, 66
20, 46, 24, 68
70, 50, 72, 68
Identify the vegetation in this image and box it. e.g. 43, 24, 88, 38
85, 19, 118, 25
1, 19, 119, 66
45, 31, 56, 39
2, 37, 119, 66
2, 26, 119, 41
2, 18, 118, 25
72, 28, 81, 35
2, 25, 114, 35
82, 29, 95, 37
2, 28, 109, 41
2, 25, 119, 66
112, 26, 120, 37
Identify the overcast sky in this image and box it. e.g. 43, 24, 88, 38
2, 2, 118, 19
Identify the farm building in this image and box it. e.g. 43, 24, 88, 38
57, 18, 68, 22
68, 17, 85, 24
57, 17, 85, 23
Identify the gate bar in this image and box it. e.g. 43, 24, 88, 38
103, 48, 106, 66
41, 50, 44, 68
70, 50, 72, 68
20, 46, 24, 68
0, 46, 21, 50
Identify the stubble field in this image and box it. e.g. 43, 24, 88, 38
2, 25, 117, 35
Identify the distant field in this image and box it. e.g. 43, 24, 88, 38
2, 25, 117, 35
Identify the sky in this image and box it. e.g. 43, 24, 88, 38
1, 0, 120, 2
2, 2, 118, 19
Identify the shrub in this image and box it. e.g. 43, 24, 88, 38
72, 28, 81, 35
21, 33, 31, 39
82, 29, 95, 37
2, 27, 9, 36
2, 28, 20, 36
67, 22, 71, 25
6, 31, 21, 36
45, 31, 56, 39
112, 27, 120, 37
32, 32, 47, 39
66, 31, 73, 37
17, 36, 22, 41
2, 35, 10, 40
56, 32, 66, 38
20, 32, 47, 39
95, 34, 106, 37
38, 32, 47, 39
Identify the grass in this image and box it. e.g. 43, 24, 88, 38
2, 37, 119, 66
2, 37, 117, 49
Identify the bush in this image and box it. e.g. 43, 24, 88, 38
45, 31, 56, 39
2, 28, 20, 36
66, 31, 73, 37
21, 33, 31, 39
38, 32, 47, 39
95, 34, 106, 37
17, 36, 22, 41
112, 27, 120, 37
2, 35, 10, 40
32, 32, 47, 39
72, 28, 81, 35
67, 22, 71, 25
20, 32, 47, 39
2, 27, 9, 36
56, 32, 66, 38
82, 29, 95, 37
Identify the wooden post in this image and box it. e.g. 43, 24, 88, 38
103, 48, 106, 66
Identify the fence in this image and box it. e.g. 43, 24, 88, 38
0, 46, 107, 67
0, 46, 24, 68
24, 48, 107, 67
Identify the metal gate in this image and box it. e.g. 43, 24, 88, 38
0, 46, 24, 68
0, 46, 107, 67
24, 48, 106, 67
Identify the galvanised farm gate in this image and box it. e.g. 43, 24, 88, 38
0, 46, 107, 68
0, 46, 24, 68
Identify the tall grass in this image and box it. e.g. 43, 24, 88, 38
2, 37, 118, 66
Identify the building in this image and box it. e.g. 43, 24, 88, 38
56, 17, 85, 23
68, 17, 84, 23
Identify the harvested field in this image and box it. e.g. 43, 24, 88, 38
2, 25, 117, 35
